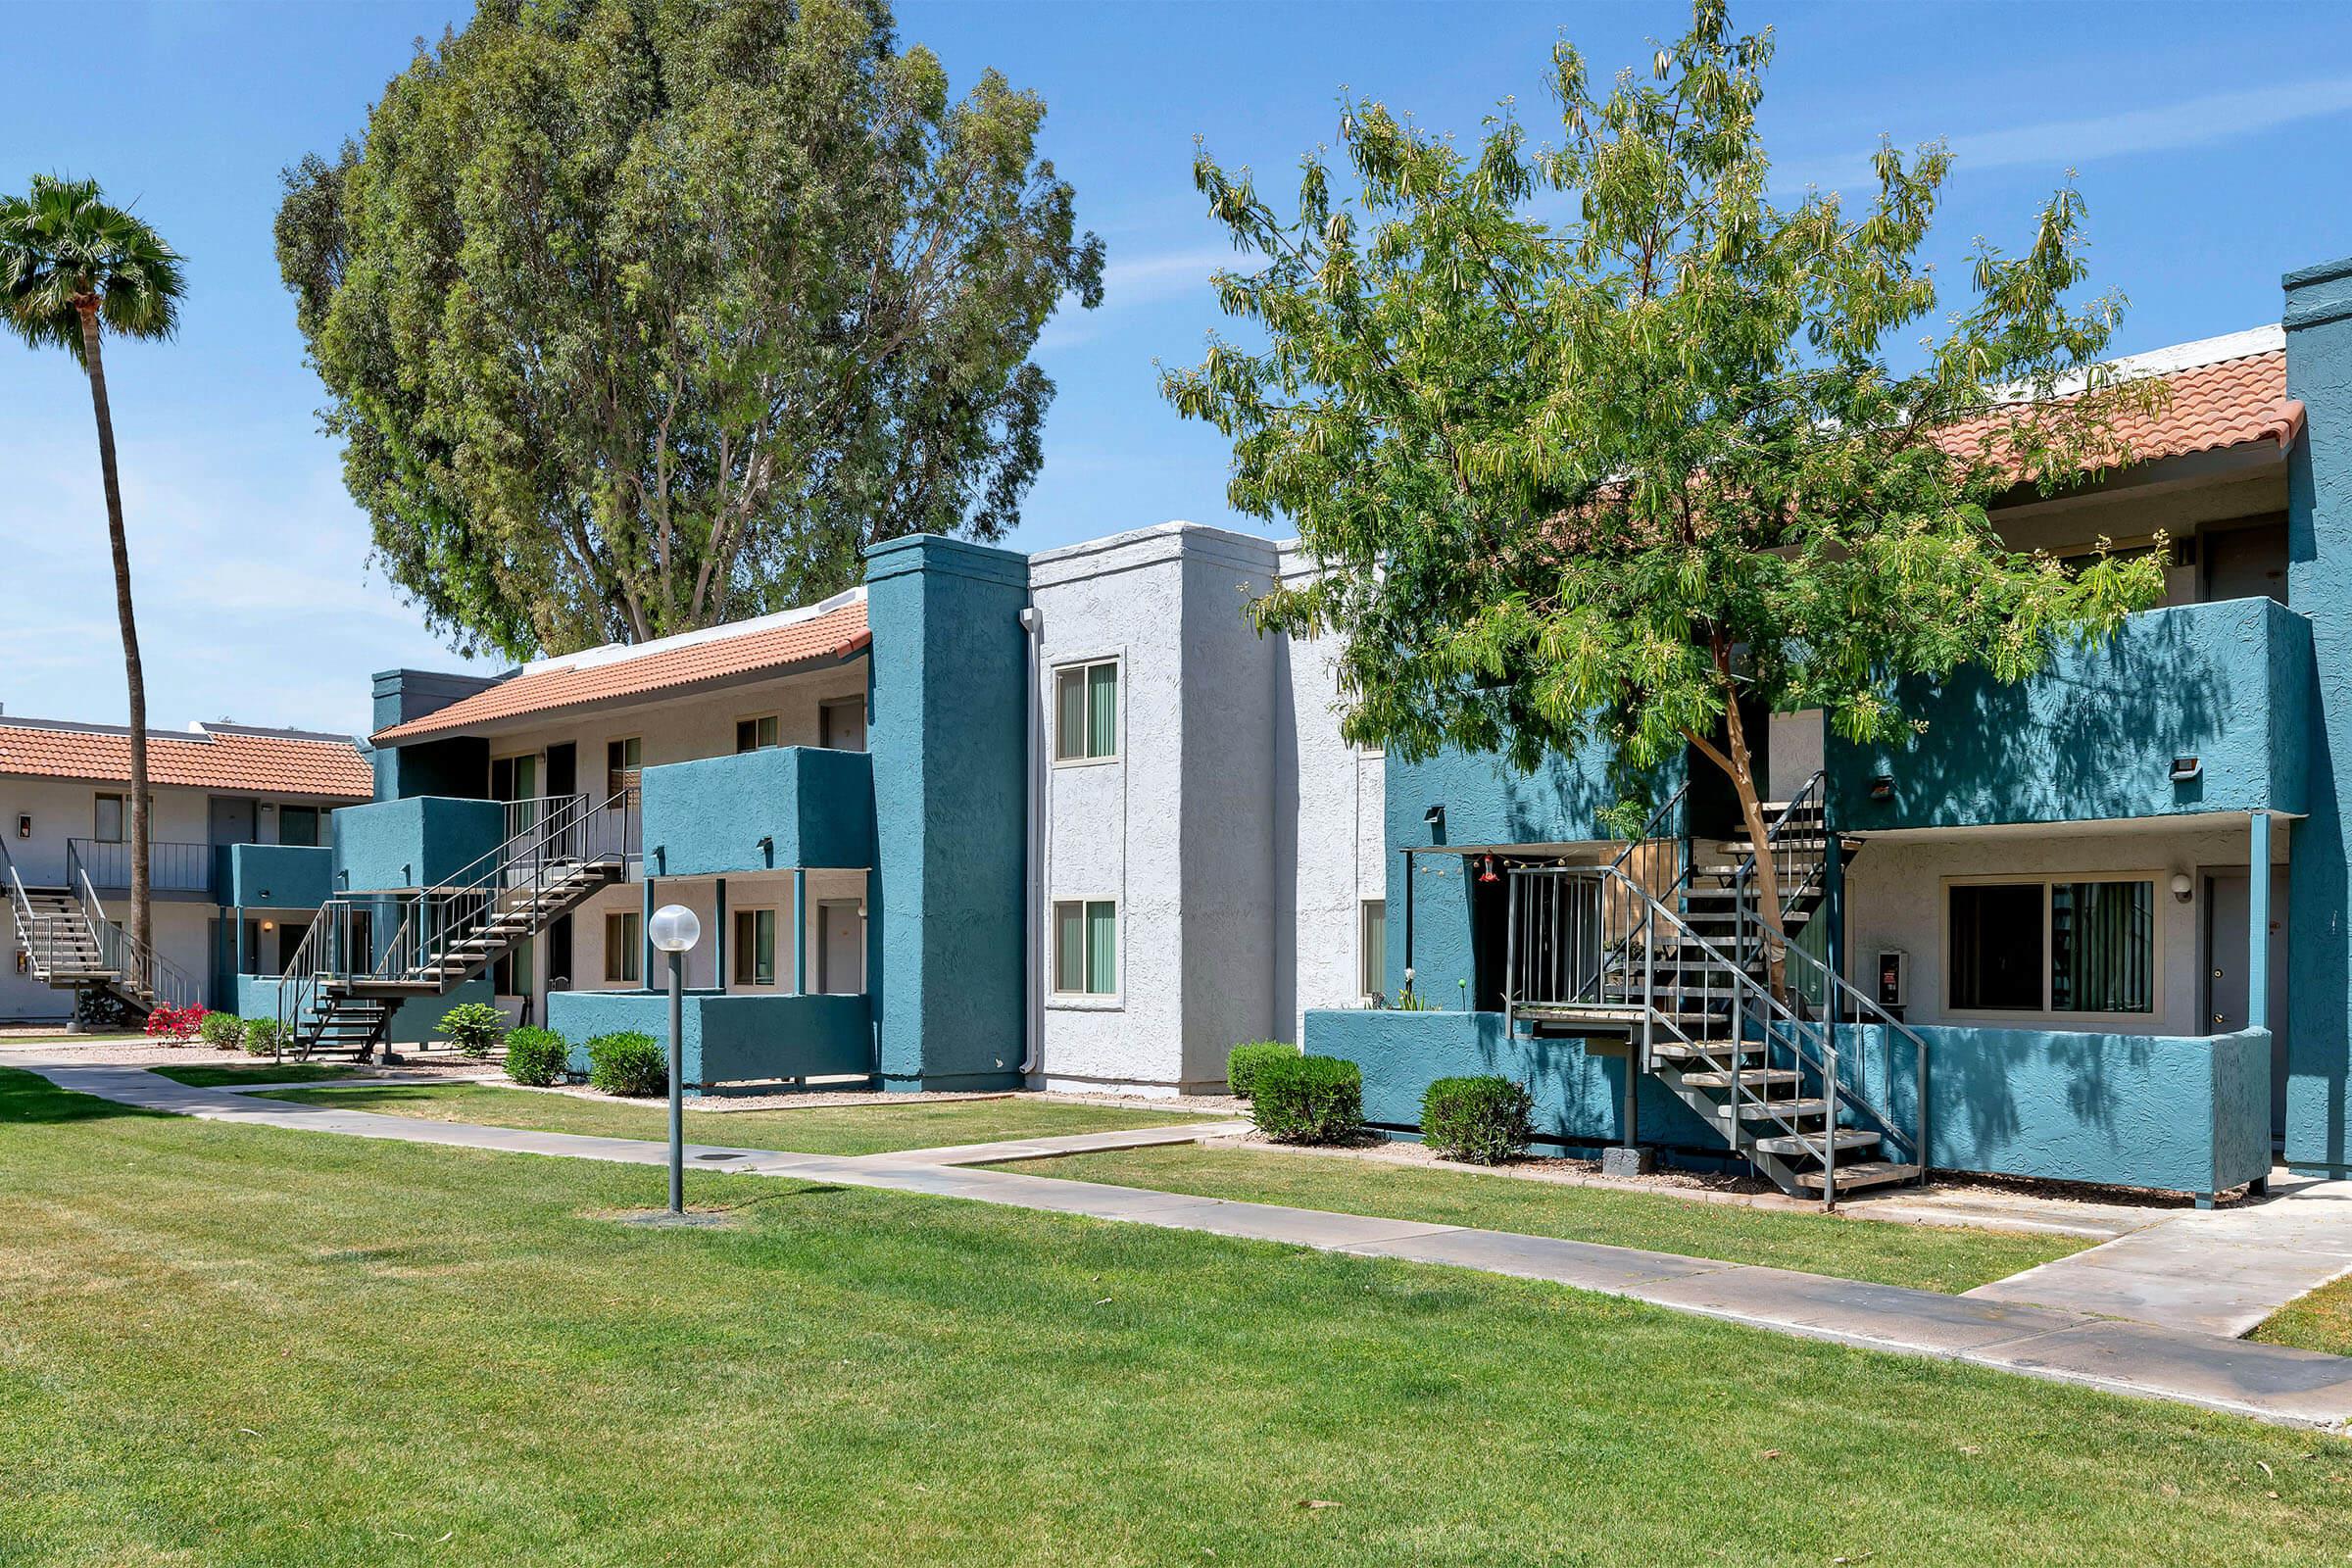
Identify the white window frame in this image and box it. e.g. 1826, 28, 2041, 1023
1051, 897, 1119, 1001
606, 736, 643, 801
1051, 657, 1122, 766
1940, 871, 2164, 1025
734, 713, 781, 754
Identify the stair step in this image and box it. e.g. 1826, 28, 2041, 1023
1793, 1161, 1921, 1194
1733, 1097, 1833, 1122
1648, 1041, 1767, 1064
1752, 1129, 1882, 1158
1677, 1067, 1800, 1092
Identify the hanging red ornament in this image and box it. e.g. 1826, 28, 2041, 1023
1478, 856, 1499, 884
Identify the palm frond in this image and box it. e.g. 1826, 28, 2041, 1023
0, 172, 186, 361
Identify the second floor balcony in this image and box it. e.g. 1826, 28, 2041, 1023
1825, 595, 2313, 831
641, 746, 875, 876
67, 838, 215, 900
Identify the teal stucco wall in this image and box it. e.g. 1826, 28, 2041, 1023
1304, 1009, 1724, 1155
331, 797, 506, 894
864, 535, 1030, 1093
214, 844, 332, 909
368, 668, 499, 801
1827, 596, 2313, 831
641, 747, 876, 877
233, 974, 492, 1046
1308, 1007, 2271, 1197
2287, 255, 2352, 1175
546, 989, 872, 1092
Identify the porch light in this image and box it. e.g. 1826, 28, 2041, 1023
2171, 872, 2194, 904
1866, 775, 1894, 801
261, 919, 274, 933
1423, 804, 1445, 829
15, 813, 27, 839
2170, 756, 2202, 783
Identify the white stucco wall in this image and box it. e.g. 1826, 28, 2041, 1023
1026, 523, 1385, 1095
1841, 818, 2286, 1037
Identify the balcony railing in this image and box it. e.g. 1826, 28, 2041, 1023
67, 838, 215, 896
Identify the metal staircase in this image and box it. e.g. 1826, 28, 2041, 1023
4, 836, 200, 1024
276, 790, 637, 1061
1503, 773, 1931, 1208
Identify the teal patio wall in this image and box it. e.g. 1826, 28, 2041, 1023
233, 974, 492, 1047
369, 668, 498, 801
1383, 744, 1682, 1004
1827, 597, 2313, 830
1837, 1023, 2273, 1200
864, 535, 1030, 1093
1308, 1007, 2271, 1198
2287, 255, 2352, 1176
641, 747, 875, 877
546, 989, 872, 1092
214, 844, 332, 909
331, 797, 506, 893
1305, 1009, 1723, 1155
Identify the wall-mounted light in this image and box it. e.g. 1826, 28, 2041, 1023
2170, 756, 2202, 783
1422, 804, 1446, 830
261, 919, 276, 932
1867, 775, 1894, 802
15, 813, 27, 839
2170, 872, 2194, 905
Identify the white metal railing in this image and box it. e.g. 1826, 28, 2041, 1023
67, 837, 215, 895
75, 868, 200, 1012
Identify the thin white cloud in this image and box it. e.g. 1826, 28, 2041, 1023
1040, 244, 1245, 350
1777, 74, 2352, 194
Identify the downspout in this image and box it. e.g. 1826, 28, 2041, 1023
1020, 604, 1045, 1076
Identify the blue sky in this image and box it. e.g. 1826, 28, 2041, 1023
4, 0, 2349, 737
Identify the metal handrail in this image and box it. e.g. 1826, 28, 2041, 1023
66, 837, 215, 895
75, 867, 199, 1012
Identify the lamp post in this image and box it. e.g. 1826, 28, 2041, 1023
648, 903, 702, 1215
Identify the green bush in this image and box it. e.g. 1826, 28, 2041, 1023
504, 1026, 569, 1087
439, 1002, 508, 1059
239, 1017, 283, 1057
1226, 1041, 1298, 1101
1250, 1054, 1365, 1145
198, 1011, 247, 1052
1421, 1075, 1535, 1165
586, 1030, 667, 1097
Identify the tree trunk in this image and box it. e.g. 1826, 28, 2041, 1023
77, 305, 150, 974
1683, 657, 1788, 1002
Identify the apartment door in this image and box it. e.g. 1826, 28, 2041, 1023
545, 913, 574, 994
209, 796, 256, 847
817, 901, 864, 993
2206, 867, 2292, 1139
820, 697, 867, 752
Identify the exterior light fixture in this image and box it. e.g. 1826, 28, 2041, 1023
2171, 872, 2194, 904
2170, 756, 2203, 783
649, 903, 702, 1215
15, 813, 28, 839
1423, 804, 1445, 826
261, 919, 275, 933
1867, 775, 1894, 802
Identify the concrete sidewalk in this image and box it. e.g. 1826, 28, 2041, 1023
21, 1057, 2352, 1431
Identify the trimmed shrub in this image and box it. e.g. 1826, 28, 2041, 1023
586, 1030, 667, 1097
199, 1011, 247, 1052
240, 1017, 284, 1057
1250, 1054, 1365, 1145
1226, 1041, 1298, 1101
1421, 1075, 1536, 1165
505, 1026, 569, 1088
439, 1002, 508, 1059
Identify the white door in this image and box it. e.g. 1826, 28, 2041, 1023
817, 901, 863, 994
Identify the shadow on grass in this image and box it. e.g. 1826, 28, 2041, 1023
0, 1066, 175, 1126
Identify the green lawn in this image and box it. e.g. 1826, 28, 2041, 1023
258, 1080, 1224, 1156
2255, 1275, 2352, 1355
0, 1067, 2342, 1566
994, 1143, 2086, 1295
150, 1062, 359, 1088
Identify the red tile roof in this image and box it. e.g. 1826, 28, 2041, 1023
1937, 345, 2299, 476
0, 725, 372, 800
372, 600, 871, 745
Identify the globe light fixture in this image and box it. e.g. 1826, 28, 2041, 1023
650, 902, 701, 1214
650, 903, 701, 954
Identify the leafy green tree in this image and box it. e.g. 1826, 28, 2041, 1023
1164, 1, 2166, 989
278, 0, 1103, 662
2, 174, 185, 963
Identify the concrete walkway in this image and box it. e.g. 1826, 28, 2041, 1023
21, 1057, 2352, 1431
1968, 1167, 2352, 1336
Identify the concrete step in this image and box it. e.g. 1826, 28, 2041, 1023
1677, 1067, 1800, 1092
1792, 1160, 1920, 1194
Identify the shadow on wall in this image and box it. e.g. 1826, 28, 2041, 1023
1831, 604, 2262, 830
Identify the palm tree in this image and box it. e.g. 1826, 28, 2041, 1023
1, 175, 184, 977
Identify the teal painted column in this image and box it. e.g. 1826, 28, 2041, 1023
640, 877, 656, 988
2250, 810, 2273, 1033
2285, 256, 2352, 1175
792, 867, 808, 995
713, 878, 728, 993
864, 534, 1030, 1091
